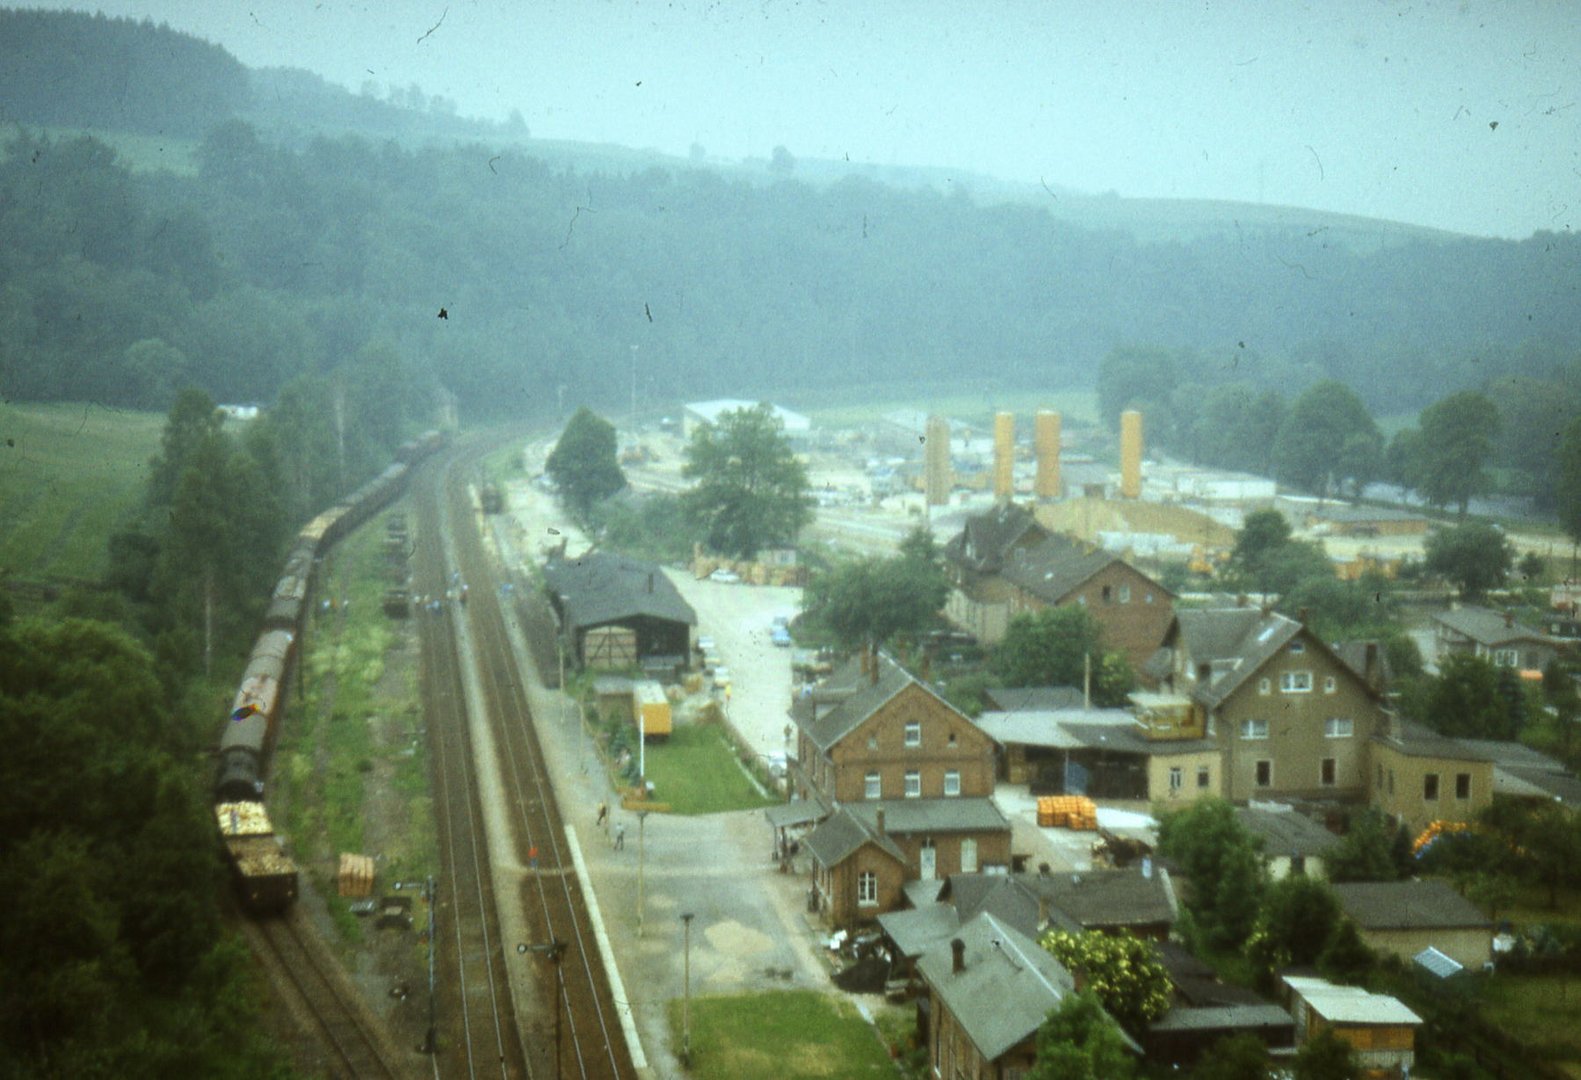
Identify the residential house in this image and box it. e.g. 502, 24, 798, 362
791, 653, 1010, 927
1430, 604, 1568, 673
1456, 737, 1581, 810
1281, 975, 1422, 1079
1368, 719, 1495, 836
919, 913, 1113, 1080
1147, 943, 1295, 1068
1236, 806, 1341, 880
1151, 606, 1389, 803
1332, 879, 1494, 971
805, 801, 1011, 928
942, 503, 1175, 670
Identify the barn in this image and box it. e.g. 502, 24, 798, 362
541, 552, 696, 674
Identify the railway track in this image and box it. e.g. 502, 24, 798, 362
414, 455, 532, 1078
244, 911, 413, 1079
439, 449, 634, 1079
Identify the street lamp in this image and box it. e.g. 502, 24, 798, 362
636, 809, 651, 938
680, 912, 695, 1066
517, 939, 567, 1079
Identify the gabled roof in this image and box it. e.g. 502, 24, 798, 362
1432, 605, 1560, 648
943, 503, 1046, 574
984, 685, 1087, 712
803, 806, 905, 868
1174, 608, 1302, 707
1235, 808, 1341, 859
941, 867, 1179, 940
541, 552, 697, 631
845, 798, 1010, 837
877, 904, 962, 960
1331, 879, 1492, 932
998, 533, 1121, 604
791, 652, 970, 753
917, 912, 1078, 1063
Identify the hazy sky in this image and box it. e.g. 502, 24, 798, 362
29, 1, 1581, 238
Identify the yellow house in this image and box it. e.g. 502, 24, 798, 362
1368, 719, 1494, 837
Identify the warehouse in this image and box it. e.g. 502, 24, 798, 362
541, 552, 697, 674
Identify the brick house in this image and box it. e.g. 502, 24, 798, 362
1150, 606, 1389, 803
790, 652, 997, 807
942, 504, 1175, 671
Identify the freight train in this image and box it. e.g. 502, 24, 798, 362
215, 430, 446, 912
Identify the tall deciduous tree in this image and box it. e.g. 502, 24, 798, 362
1156, 798, 1267, 951
545, 406, 626, 521
1414, 654, 1519, 740
1272, 381, 1382, 496
1038, 930, 1171, 1036
991, 606, 1133, 706
805, 532, 950, 651
682, 403, 811, 559
1415, 390, 1501, 516
1027, 991, 1136, 1080
1424, 522, 1513, 600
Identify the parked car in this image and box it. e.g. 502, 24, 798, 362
709, 568, 741, 583
771, 626, 792, 647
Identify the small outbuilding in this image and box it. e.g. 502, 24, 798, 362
541, 552, 696, 670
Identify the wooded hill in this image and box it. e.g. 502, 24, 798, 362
1, 8, 1578, 426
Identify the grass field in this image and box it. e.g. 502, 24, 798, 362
668, 990, 897, 1079
639, 721, 780, 815
0, 401, 165, 580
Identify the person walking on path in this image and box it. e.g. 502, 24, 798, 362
613, 822, 625, 850
596, 801, 608, 829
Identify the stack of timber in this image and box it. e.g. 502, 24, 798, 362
337, 853, 376, 898
1036, 795, 1098, 830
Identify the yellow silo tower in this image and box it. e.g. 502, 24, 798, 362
1034, 410, 1062, 500
1119, 409, 1143, 499
924, 415, 952, 505
993, 412, 1015, 502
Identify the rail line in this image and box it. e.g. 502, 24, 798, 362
443, 454, 633, 1079
414, 455, 531, 1079
245, 911, 411, 1079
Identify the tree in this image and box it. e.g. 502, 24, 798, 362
1189, 1033, 1273, 1080
1415, 390, 1501, 516
1272, 381, 1382, 496
1326, 808, 1404, 883
1230, 508, 1292, 575
545, 406, 626, 520
1424, 522, 1514, 600
991, 606, 1133, 705
804, 532, 950, 651
768, 144, 796, 175
1027, 991, 1135, 1080
1156, 798, 1266, 951
1559, 415, 1581, 561
1038, 930, 1171, 1036
1316, 918, 1375, 984
682, 403, 811, 559
1247, 876, 1342, 983
147, 387, 224, 509
1414, 654, 1519, 739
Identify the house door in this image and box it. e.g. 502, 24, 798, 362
920, 840, 937, 881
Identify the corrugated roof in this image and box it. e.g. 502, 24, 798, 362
984, 685, 1087, 712
1413, 946, 1465, 979
1283, 976, 1423, 1026
917, 912, 1078, 1062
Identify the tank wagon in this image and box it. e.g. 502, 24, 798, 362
214, 431, 445, 911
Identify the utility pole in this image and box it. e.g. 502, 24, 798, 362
681, 912, 695, 1066
637, 809, 651, 937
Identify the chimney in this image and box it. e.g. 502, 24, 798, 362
1504, 610, 1515, 628
1363, 641, 1381, 692
951, 938, 966, 974
870, 645, 881, 685
875, 807, 885, 836
1297, 607, 1309, 625
647, 572, 655, 594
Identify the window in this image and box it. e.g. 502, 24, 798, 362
947, 732, 957, 748
857, 871, 878, 907
1456, 772, 1472, 799
1290, 855, 1307, 876
864, 772, 881, 799
1255, 760, 1273, 788
1289, 640, 1305, 654
1197, 765, 1211, 789
1324, 717, 1354, 738
1101, 584, 1113, 603
1494, 648, 1519, 667
1145, 592, 1154, 604
1239, 718, 1269, 740
1280, 671, 1313, 693
904, 721, 921, 747
1320, 758, 1337, 786
961, 838, 979, 874
1118, 584, 1131, 603
867, 735, 878, 750
1324, 676, 1336, 694
1169, 767, 1183, 792
905, 770, 921, 798
1258, 678, 1271, 695
943, 770, 961, 796
1424, 773, 1440, 801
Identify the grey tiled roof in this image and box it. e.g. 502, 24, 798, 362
1373, 719, 1497, 762
1432, 605, 1559, 648
846, 798, 1010, 836
1175, 608, 1302, 708
942, 867, 1179, 940
877, 904, 962, 959
803, 806, 905, 868
791, 653, 969, 753
542, 552, 697, 631
1235, 808, 1341, 859
984, 685, 1087, 712
917, 912, 1078, 1062
942, 503, 1045, 573
999, 534, 1118, 604
1332, 880, 1492, 931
